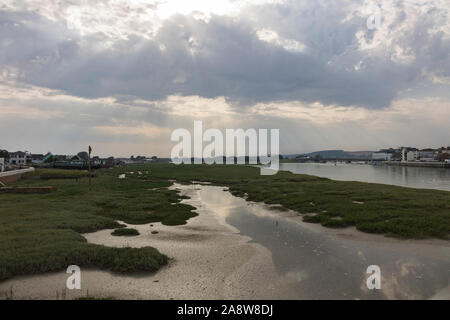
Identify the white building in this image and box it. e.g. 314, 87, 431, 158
401, 148, 407, 162
419, 151, 436, 161
372, 152, 392, 161
8, 151, 28, 165
407, 151, 420, 162
0, 158, 4, 172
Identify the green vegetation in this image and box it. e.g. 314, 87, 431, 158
146, 164, 450, 239
111, 228, 140, 236
0, 167, 197, 282
0, 163, 448, 283
23, 168, 92, 180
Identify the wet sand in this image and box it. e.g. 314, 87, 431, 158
0, 184, 295, 300
196, 185, 450, 299
1, 183, 448, 300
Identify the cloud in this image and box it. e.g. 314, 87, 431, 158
1, 1, 449, 156
0, 79, 449, 156
0, 0, 449, 110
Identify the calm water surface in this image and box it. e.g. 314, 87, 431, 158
196, 185, 450, 300
280, 163, 450, 191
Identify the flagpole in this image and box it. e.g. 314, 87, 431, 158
88, 146, 92, 191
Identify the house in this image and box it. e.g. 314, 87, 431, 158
419, 150, 436, 162
407, 151, 420, 162
0, 158, 4, 172
41, 152, 53, 163
401, 148, 407, 162
9, 151, 29, 165
92, 156, 101, 166
31, 154, 45, 164
70, 152, 89, 162
100, 157, 115, 168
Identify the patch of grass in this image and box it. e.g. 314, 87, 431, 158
23, 168, 92, 180
111, 228, 140, 236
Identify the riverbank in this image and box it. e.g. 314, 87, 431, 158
1, 182, 448, 299
278, 162, 450, 191
0, 167, 196, 283
149, 164, 450, 239
0, 164, 449, 298
0, 183, 291, 300
385, 161, 450, 168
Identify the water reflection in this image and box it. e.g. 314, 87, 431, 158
197, 185, 450, 299
280, 163, 450, 191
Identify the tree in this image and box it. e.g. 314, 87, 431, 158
438, 152, 450, 162
0, 149, 9, 160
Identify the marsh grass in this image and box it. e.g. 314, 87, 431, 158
111, 228, 140, 236
147, 164, 450, 239
23, 169, 93, 180
1, 163, 449, 283
0, 167, 196, 282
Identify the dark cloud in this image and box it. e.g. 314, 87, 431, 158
1, 1, 449, 109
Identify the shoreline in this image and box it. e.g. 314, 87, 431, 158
194, 184, 449, 299
1, 182, 448, 299
0, 183, 295, 300
253, 200, 450, 248
277, 162, 450, 192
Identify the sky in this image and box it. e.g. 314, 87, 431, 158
0, 0, 449, 157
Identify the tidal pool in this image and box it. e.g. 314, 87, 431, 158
191, 184, 450, 300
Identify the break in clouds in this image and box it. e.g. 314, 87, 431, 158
2, 0, 450, 108
0, 0, 449, 155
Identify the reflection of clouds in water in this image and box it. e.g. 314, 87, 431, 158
357, 251, 367, 262
191, 184, 449, 299
197, 186, 241, 220
197, 185, 294, 221
279, 270, 309, 286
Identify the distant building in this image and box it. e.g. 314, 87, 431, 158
407, 151, 420, 162
100, 157, 115, 167
419, 150, 436, 162
92, 156, 102, 166
71, 152, 88, 161
9, 151, 28, 165
31, 154, 45, 164
0, 158, 4, 172
41, 152, 53, 163
372, 152, 392, 161
401, 148, 407, 162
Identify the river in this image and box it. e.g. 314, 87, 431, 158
196, 184, 450, 299
279, 162, 450, 191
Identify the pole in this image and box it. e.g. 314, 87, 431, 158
88, 145, 92, 191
